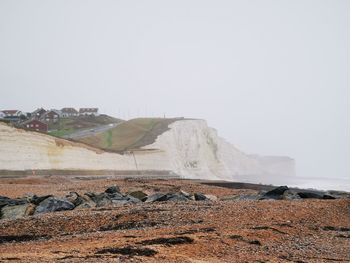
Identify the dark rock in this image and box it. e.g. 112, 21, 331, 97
194, 193, 208, 201
145, 193, 168, 203
85, 192, 112, 207
0, 196, 27, 208
27, 195, 52, 205
283, 190, 301, 200
322, 194, 336, 200
138, 236, 194, 246
260, 186, 289, 200
65, 192, 85, 207
105, 186, 121, 194
128, 191, 148, 201
34, 197, 75, 214
95, 246, 157, 257
125, 195, 142, 203
1, 203, 35, 219
166, 193, 190, 202
297, 192, 324, 199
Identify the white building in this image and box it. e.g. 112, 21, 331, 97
79, 108, 99, 116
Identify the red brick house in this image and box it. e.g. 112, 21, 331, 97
22, 119, 48, 132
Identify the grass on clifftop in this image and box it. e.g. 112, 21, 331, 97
77, 118, 182, 152
48, 115, 123, 137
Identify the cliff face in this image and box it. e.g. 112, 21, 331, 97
0, 120, 295, 181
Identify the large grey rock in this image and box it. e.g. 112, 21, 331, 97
145, 193, 168, 203
35, 197, 75, 214
84, 192, 112, 207
282, 190, 301, 200
65, 192, 84, 207
194, 193, 208, 201
166, 193, 190, 202
27, 195, 52, 205
204, 194, 218, 201
0, 196, 27, 208
128, 191, 148, 201
105, 186, 121, 194
260, 186, 289, 200
1, 203, 35, 219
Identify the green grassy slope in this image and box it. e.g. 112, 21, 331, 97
77, 117, 182, 152
48, 115, 123, 137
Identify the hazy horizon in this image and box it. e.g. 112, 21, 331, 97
1, 1, 349, 180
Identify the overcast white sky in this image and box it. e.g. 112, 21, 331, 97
0, 0, 349, 179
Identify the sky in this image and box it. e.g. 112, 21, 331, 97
0, 0, 349, 180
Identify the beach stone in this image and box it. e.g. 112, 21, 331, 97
166, 193, 190, 202
128, 191, 148, 201
204, 194, 218, 201
35, 197, 75, 214
1, 203, 35, 219
105, 186, 121, 194
260, 186, 289, 200
145, 193, 168, 203
194, 193, 208, 201
283, 190, 301, 200
65, 192, 85, 207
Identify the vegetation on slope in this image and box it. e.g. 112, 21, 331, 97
48, 115, 123, 137
77, 118, 182, 152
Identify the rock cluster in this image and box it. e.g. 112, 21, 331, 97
222, 186, 347, 201
0, 186, 214, 220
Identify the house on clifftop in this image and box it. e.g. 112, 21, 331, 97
21, 119, 48, 132
79, 108, 99, 116
61, 108, 78, 118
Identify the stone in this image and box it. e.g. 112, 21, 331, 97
34, 197, 75, 214
128, 191, 148, 201
194, 193, 208, 201
283, 190, 301, 200
297, 192, 324, 199
1, 203, 35, 220
0, 196, 27, 208
105, 186, 121, 194
145, 193, 168, 203
166, 193, 190, 202
179, 190, 191, 198
27, 195, 52, 205
65, 192, 85, 207
260, 186, 289, 200
204, 194, 218, 201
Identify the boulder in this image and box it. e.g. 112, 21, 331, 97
1, 203, 35, 220
166, 193, 190, 202
145, 193, 168, 203
0, 196, 27, 208
27, 195, 52, 205
105, 186, 121, 194
128, 191, 148, 201
297, 192, 324, 199
260, 186, 289, 200
282, 190, 301, 200
35, 197, 75, 214
194, 193, 208, 201
204, 194, 218, 201
65, 192, 85, 207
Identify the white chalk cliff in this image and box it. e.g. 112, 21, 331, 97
0, 120, 295, 181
